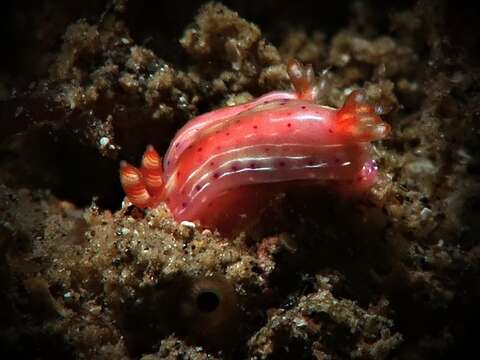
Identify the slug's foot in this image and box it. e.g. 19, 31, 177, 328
336, 90, 391, 142
119, 145, 164, 208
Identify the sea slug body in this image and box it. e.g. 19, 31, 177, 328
120, 60, 390, 234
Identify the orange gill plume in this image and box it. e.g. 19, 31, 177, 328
287, 58, 319, 101
335, 90, 391, 141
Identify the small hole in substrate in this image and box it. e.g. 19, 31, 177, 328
196, 291, 220, 313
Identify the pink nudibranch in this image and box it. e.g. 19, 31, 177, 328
120, 60, 390, 234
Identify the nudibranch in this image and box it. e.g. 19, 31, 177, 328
120, 60, 390, 234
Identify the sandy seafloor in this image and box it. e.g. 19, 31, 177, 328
0, 0, 479, 359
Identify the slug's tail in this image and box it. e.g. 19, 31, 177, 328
120, 145, 164, 208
